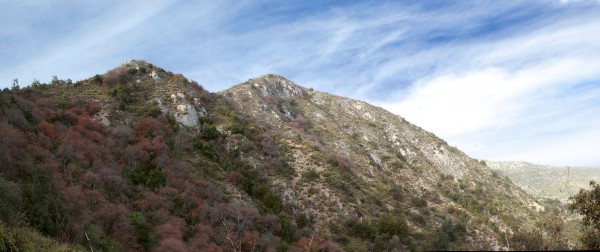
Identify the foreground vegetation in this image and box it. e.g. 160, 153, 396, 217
568, 181, 600, 249
0, 82, 327, 250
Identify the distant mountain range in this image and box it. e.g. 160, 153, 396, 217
487, 161, 600, 203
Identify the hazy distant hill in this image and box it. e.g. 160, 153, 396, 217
487, 161, 600, 202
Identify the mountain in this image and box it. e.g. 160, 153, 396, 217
0, 60, 573, 251
487, 161, 600, 203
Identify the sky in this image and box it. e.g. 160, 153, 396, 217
1, 0, 599, 167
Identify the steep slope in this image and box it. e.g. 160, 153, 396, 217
487, 161, 600, 202
1, 61, 319, 251
0, 61, 574, 251
221, 74, 568, 250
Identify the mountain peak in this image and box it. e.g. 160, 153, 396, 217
240, 74, 306, 98
121, 59, 153, 68
252, 73, 289, 82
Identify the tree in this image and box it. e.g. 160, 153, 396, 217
102, 68, 131, 86
11, 79, 19, 91
0, 176, 22, 225
544, 217, 569, 250
128, 212, 158, 250
201, 123, 218, 140
0, 122, 27, 177
297, 232, 325, 252
51, 75, 59, 85
92, 74, 103, 84
568, 180, 600, 249
511, 228, 544, 251
56, 143, 76, 170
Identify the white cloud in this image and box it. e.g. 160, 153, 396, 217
559, 0, 600, 4
378, 15, 600, 166
383, 58, 600, 136
0, 1, 174, 85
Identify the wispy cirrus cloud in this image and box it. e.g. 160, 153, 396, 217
558, 0, 600, 4
378, 11, 600, 166
0, 1, 599, 166
0, 0, 174, 84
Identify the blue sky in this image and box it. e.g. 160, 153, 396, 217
1, 0, 599, 167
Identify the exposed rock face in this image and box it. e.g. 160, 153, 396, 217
150, 70, 160, 81
176, 104, 199, 128
171, 92, 201, 128
273, 180, 298, 213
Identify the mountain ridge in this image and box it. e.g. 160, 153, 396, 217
0, 60, 576, 250
220, 66, 569, 248
487, 160, 600, 203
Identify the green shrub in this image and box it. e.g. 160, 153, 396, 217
0, 176, 22, 225
411, 197, 427, 208
410, 214, 427, 226
0, 224, 17, 251
201, 124, 218, 140
129, 212, 158, 250
0, 222, 79, 251
195, 142, 218, 161
376, 215, 410, 237
345, 218, 375, 240
92, 74, 103, 84
511, 228, 544, 251
277, 213, 296, 243
110, 84, 134, 109
428, 219, 467, 250
57, 95, 70, 109
165, 113, 179, 132
302, 168, 320, 181
324, 176, 352, 197
144, 104, 162, 118
85, 223, 123, 251
296, 213, 310, 229
230, 122, 250, 136
127, 165, 166, 191
145, 169, 167, 191
390, 185, 405, 202
20, 172, 64, 237
259, 192, 282, 215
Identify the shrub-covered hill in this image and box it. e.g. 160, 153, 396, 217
487, 161, 600, 203
0, 60, 574, 251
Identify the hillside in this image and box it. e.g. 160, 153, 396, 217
487, 161, 600, 203
0, 60, 574, 251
